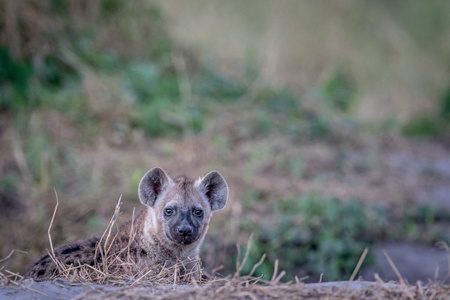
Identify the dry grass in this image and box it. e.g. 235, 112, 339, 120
40, 195, 206, 286
0, 250, 26, 285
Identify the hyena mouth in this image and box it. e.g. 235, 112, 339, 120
178, 235, 196, 245
180, 236, 195, 245
167, 232, 197, 245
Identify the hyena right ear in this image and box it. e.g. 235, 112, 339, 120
139, 167, 173, 207
195, 171, 229, 211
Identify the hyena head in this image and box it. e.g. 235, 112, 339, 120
138, 167, 228, 246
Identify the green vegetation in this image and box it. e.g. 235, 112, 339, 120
400, 204, 450, 243
320, 67, 357, 114
402, 117, 440, 137
238, 195, 387, 281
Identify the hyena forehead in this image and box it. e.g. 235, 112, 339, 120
162, 176, 209, 208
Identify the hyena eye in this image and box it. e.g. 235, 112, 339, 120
193, 209, 203, 217
164, 208, 174, 216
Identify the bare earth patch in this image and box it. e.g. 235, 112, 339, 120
1, 279, 450, 300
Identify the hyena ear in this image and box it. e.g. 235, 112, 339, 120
195, 171, 229, 211
139, 167, 173, 207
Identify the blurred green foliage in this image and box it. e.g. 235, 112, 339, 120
0, 47, 33, 112
402, 117, 439, 137
240, 195, 388, 281
194, 68, 247, 100
440, 83, 450, 122
400, 204, 450, 243
321, 67, 357, 114
1, 0, 449, 139
401, 76, 450, 137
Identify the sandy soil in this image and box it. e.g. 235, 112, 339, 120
1, 280, 449, 300
362, 243, 450, 283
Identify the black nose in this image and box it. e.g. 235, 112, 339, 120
177, 225, 192, 236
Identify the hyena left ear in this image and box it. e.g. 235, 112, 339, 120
195, 171, 229, 211
139, 167, 173, 207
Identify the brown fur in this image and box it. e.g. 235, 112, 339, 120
26, 168, 228, 281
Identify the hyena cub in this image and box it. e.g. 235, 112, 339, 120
26, 167, 228, 281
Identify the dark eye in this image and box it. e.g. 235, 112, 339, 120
193, 209, 203, 217
165, 208, 174, 216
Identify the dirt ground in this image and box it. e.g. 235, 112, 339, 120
362, 243, 450, 283
1, 279, 449, 300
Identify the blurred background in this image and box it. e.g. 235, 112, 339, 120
1, 0, 450, 283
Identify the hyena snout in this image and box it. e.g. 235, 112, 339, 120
177, 224, 192, 236
170, 218, 199, 244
